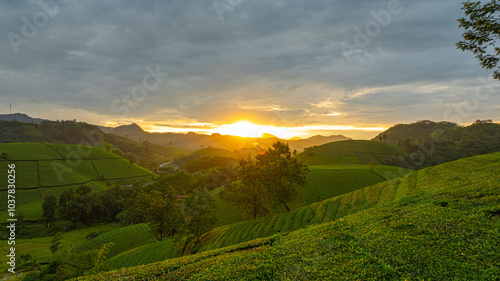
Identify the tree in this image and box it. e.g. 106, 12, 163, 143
221, 159, 270, 219
58, 188, 75, 220
50, 232, 63, 255
457, 1, 500, 80
0, 152, 9, 160
42, 192, 58, 228
368, 161, 376, 172
179, 188, 216, 255
256, 141, 310, 212
135, 186, 182, 242
76, 185, 92, 196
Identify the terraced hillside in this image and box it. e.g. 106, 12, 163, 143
297, 140, 406, 166
213, 164, 412, 227
80, 152, 500, 280
84, 153, 500, 274
0, 224, 121, 266
0, 143, 155, 220
73, 224, 156, 261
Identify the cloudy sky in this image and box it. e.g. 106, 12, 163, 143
0, 0, 499, 139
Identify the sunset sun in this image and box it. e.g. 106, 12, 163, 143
212, 121, 272, 138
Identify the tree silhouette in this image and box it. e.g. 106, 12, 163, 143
457, 1, 500, 80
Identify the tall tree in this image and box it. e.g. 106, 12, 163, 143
179, 188, 216, 255
221, 158, 270, 220
135, 186, 181, 242
222, 141, 310, 216
256, 141, 310, 212
457, 0, 500, 79
42, 192, 58, 228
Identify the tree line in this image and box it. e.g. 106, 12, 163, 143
375, 120, 500, 169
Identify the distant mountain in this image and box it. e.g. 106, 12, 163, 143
111, 123, 149, 138
0, 113, 351, 153
107, 123, 351, 152
0, 113, 47, 123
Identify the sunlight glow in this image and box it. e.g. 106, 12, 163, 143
144, 121, 388, 139
211, 121, 276, 138
208, 121, 387, 139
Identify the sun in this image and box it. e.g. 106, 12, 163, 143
212, 121, 271, 138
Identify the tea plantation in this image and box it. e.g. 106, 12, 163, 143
79, 152, 500, 280
0, 143, 155, 221
297, 140, 407, 166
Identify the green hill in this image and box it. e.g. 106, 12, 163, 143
73, 224, 156, 261
0, 119, 189, 171
0, 224, 121, 267
372, 120, 500, 169
70, 164, 412, 267
80, 152, 500, 280
297, 140, 407, 166
83, 152, 499, 277
214, 164, 412, 227
0, 143, 155, 220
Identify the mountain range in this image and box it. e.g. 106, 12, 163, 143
0, 113, 350, 152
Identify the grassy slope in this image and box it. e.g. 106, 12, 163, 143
0, 224, 121, 267
97, 154, 492, 273
213, 164, 412, 227
79, 152, 500, 280
297, 140, 406, 166
73, 224, 156, 261
71, 164, 412, 270
300, 164, 411, 206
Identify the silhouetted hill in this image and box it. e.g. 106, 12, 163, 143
0, 113, 47, 123
111, 123, 149, 139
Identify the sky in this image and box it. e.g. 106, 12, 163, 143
0, 0, 499, 139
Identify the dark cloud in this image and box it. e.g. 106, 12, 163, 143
0, 0, 498, 134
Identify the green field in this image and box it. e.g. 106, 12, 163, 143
45, 143, 120, 160
79, 152, 500, 280
0, 161, 39, 189
301, 165, 411, 206
0, 143, 155, 221
297, 140, 407, 166
213, 164, 412, 227
0, 143, 62, 160
0, 224, 121, 267
38, 160, 99, 187
92, 159, 153, 179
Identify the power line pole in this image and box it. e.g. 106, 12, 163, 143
10, 104, 12, 114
